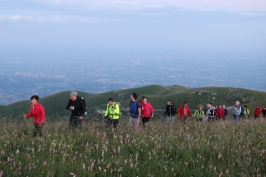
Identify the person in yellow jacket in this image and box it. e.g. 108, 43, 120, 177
102, 98, 120, 130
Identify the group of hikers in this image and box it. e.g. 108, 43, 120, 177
23, 91, 266, 137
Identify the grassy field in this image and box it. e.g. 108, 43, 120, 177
0, 114, 266, 176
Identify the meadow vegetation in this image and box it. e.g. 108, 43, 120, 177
0, 115, 266, 176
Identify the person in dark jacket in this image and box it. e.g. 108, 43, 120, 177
262, 106, 266, 118
24, 95, 46, 137
222, 105, 228, 120
163, 100, 176, 124
66, 91, 86, 132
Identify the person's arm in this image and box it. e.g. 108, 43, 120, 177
103, 104, 109, 118
66, 100, 71, 110
25, 106, 33, 118
193, 111, 197, 117
150, 104, 154, 117
137, 102, 141, 122
40, 104, 46, 124
163, 105, 168, 116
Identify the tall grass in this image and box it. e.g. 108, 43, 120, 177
0, 116, 266, 176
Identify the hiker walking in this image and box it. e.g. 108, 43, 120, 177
177, 101, 193, 122
232, 101, 241, 121
162, 100, 176, 124
243, 105, 250, 118
66, 91, 86, 132
206, 103, 216, 121
262, 106, 266, 118
24, 95, 46, 137
193, 105, 205, 122
102, 98, 120, 130
215, 105, 224, 120
141, 96, 154, 127
222, 105, 228, 120
128, 93, 141, 129
254, 105, 262, 119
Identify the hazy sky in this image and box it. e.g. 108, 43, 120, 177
1, 0, 266, 57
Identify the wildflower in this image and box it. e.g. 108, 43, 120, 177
82, 163, 85, 170
16, 149, 19, 154
42, 161, 47, 167
1, 150, 5, 155
218, 154, 221, 159
226, 169, 229, 174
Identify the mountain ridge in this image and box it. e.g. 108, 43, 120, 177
0, 84, 265, 119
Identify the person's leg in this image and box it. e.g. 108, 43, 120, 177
105, 117, 112, 129
199, 118, 202, 122
78, 119, 83, 130
113, 119, 119, 130
142, 117, 145, 126
32, 124, 38, 137
38, 125, 43, 137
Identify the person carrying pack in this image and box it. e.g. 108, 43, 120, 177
193, 105, 205, 122
206, 103, 216, 121
102, 98, 120, 130
128, 93, 141, 129
141, 96, 155, 127
177, 100, 193, 122
243, 105, 250, 118
162, 100, 176, 124
66, 91, 86, 132
232, 101, 241, 121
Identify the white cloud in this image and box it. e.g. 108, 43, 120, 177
0, 14, 119, 23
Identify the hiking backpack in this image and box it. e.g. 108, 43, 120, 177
129, 100, 143, 114
78, 96, 88, 116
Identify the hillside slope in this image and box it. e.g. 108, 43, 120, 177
0, 85, 265, 119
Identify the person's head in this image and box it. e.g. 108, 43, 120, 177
108, 98, 114, 105
235, 101, 240, 106
183, 100, 188, 106
218, 104, 222, 109
30, 95, 39, 105
142, 96, 147, 104
167, 100, 172, 105
244, 105, 248, 108
198, 105, 203, 111
256, 105, 260, 108
222, 105, 226, 109
131, 93, 137, 101
70, 91, 78, 101
206, 103, 211, 109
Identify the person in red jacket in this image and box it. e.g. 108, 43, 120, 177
141, 96, 154, 127
254, 105, 262, 119
177, 101, 193, 122
215, 104, 224, 120
24, 95, 46, 137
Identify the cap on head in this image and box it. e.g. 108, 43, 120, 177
184, 100, 188, 104
70, 91, 78, 97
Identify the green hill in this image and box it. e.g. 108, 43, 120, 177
0, 85, 266, 119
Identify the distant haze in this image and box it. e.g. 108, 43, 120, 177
0, 0, 266, 104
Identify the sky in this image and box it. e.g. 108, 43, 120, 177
1, 0, 266, 58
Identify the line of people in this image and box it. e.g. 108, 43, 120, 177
23, 92, 266, 137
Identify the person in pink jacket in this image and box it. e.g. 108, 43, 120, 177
24, 95, 46, 137
141, 96, 154, 127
